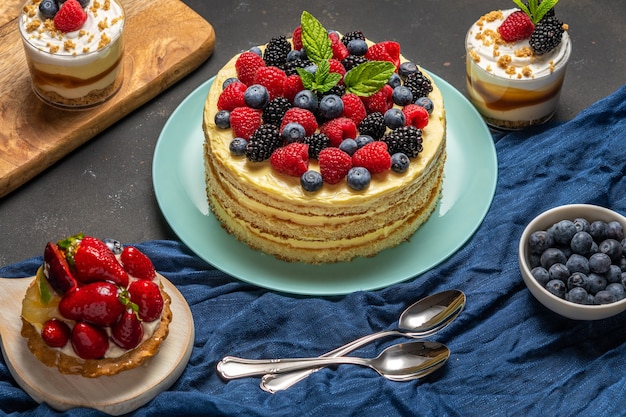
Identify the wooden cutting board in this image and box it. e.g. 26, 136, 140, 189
0, 0, 215, 198
0, 274, 195, 414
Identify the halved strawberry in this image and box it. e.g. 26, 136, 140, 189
43, 242, 78, 296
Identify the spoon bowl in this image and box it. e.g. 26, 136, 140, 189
217, 341, 450, 381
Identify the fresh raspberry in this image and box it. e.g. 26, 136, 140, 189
280, 107, 318, 136
318, 148, 352, 184
230, 107, 262, 140
320, 117, 357, 147
270, 143, 310, 177
329, 32, 349, 61
352, 141, 392, 174
283, 74, 304, 102
253, 66, 287, 100
341, 93, 367, 126
217, 81, 247, 111
328, 59, 346, 84
365, 41, 401, 69
235, 51, 266, 86
292, 26, 303, 51
498, 11, 535, 42
53, 0, 87, 33
362, 84, 394, 114
402, 104, 429, 129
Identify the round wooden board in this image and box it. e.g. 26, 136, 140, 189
0, 274, 194, 415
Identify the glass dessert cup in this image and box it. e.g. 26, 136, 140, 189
18, 0, 125, 110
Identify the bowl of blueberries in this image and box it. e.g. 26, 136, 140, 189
519, 204, 626, 320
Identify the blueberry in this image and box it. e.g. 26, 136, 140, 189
529, 230, 555, 255
589, 220, 608, 242
383, 108, 406, 129
398, 61, 418, 78
545, 279, 566, 298
347, 39, 368, 56
347, 167, 371, 191
102, 238, 123, 255
567, 272, 589, 291
392, 86, 413, 106
222, 77, 239, 90
293, 90, 319, 113
281, 122, 306, 143
339, 138, 358, 156
540, 248, 567, 269
300, 170, 323, 192
589, 252, 612, 274
573, 217, 590, 232
548, 263, 570, 281
529, 253, 541, 268
249, 46, 262, 57
229, 138, 248, 156
391, 153, 410, 174
606, 221, 624, 241
387, 73, 402, 89
319, 94, 344, 119
531, 266, 550, 287
550, 220, 577, 245
606, 264, 622, 284
606, 283, 626, 300
214, 110, 231, 129
594, 290, 617, 305
566, 254, 589, 275
566, 287, 591, 304
414, 97, 434, 114
599, 239, 623, 262
39, 0, 59, 20
587, 273, 608, 294
244, 84, 270, 109
355, 134, 374, 148
570, 231, 593, 255
286, 49, 303, 62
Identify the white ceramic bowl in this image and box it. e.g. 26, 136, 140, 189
519, 204, 626, 320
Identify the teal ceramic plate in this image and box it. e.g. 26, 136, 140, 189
153, 73, 497, 295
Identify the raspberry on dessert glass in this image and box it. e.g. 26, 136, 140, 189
18, 0, 126, 110
464, 0, 571, 129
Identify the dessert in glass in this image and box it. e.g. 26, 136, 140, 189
465, 1, 571, 129
18, 0, 125, 109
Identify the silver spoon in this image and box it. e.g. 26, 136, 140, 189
261, 289, 465, 393
217, 341, 450, 381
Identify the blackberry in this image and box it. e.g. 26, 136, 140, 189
317, 84, 345, 100
304, 133, 330, 159
529, 16, 564, 55
262, 97, 292, 126
342, 55, 368, 71
358, 112, 386, 140
263, 36, 291, 67
246, 125, 282, 162
381, 126, 423, 158
283, 58, 312, 76
403, 71, 433, 99
341, 31, 366, 47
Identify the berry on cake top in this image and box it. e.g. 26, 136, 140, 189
213, 11, 437, 192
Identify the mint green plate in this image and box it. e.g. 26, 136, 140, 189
153, 73, 497, 295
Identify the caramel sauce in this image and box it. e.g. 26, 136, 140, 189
466, 73, 565, 111
28, 55, 123, 89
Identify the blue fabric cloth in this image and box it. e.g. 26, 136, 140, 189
2, 84, 626, 416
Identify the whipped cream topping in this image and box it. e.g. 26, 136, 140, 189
466, 8, 571, 80
19, 0, 124, 58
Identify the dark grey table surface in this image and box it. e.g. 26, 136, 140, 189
1, 0, 624, 268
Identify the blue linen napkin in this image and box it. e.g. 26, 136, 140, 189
2, 83, 626, 416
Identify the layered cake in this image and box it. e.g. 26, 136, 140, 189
202, 12, 446, 264
21, 234, 171, 378
465, 1, 571, 129
18, 0, 125, 108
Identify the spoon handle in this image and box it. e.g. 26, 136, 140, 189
217, 355, 368, 379
260, 329, 399, 393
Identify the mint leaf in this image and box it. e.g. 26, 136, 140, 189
296, 60, 341, 94
296, 67, 315, 90
300, 11, 332, 64
344, 61, 396, 97
512, 0, 559, 24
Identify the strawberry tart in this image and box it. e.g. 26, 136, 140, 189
20, 234, 171, 378
202, 11, 446, 264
